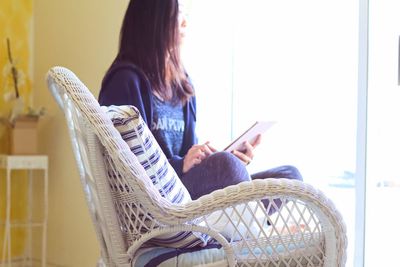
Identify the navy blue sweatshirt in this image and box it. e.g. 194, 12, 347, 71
98, 62, 197, 177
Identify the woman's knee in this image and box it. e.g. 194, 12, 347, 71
211, 151, 240, 166
251, 165, 303, 181
279, 165, 303, 181
209, 152, 250, 184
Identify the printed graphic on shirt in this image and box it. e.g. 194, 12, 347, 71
152, 117, 184, 132
151, 96, 184, 156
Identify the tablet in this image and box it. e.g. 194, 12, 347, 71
224, 121, 276, 152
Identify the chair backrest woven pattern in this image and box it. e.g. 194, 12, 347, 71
47, 66, 172, 265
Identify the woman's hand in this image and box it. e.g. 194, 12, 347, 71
183, 142, 216, 173
232, 134, 262, 166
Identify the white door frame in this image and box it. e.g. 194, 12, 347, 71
355, 0, 369, 266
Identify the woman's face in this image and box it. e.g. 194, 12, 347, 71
178, 1, 188, 40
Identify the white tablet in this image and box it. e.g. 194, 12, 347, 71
224, 121, 276, 152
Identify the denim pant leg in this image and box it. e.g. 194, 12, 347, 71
181, 152, 251, 200
251, 165, 303, 215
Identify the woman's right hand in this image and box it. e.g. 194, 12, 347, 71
183, 142, 216, 173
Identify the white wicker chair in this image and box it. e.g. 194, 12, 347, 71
46, 66, 347, 267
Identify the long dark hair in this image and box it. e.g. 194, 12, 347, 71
114, 0, 194, 103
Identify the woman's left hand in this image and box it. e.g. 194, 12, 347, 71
232, 134, 262, 165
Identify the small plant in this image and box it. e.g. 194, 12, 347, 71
7, 38, 20, 99
2, 38, 44, 125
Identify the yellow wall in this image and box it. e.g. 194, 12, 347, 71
0, 0, 33, 119
0, 0, 33, 259
33, 0, 127, 266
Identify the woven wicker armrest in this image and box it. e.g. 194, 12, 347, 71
154, 177, 346, 240
130, 178, 347, 266
155, 178, 342, 226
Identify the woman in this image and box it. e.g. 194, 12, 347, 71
99, 0, 302, 205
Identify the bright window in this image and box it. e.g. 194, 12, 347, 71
183, 1, 359, 265
365, 0, 400, 265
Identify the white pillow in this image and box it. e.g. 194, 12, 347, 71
104, 105, 210, 248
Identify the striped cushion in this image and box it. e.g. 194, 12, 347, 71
104, 105, 210, 248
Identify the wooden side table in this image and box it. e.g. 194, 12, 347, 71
0, 155, 48, 267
